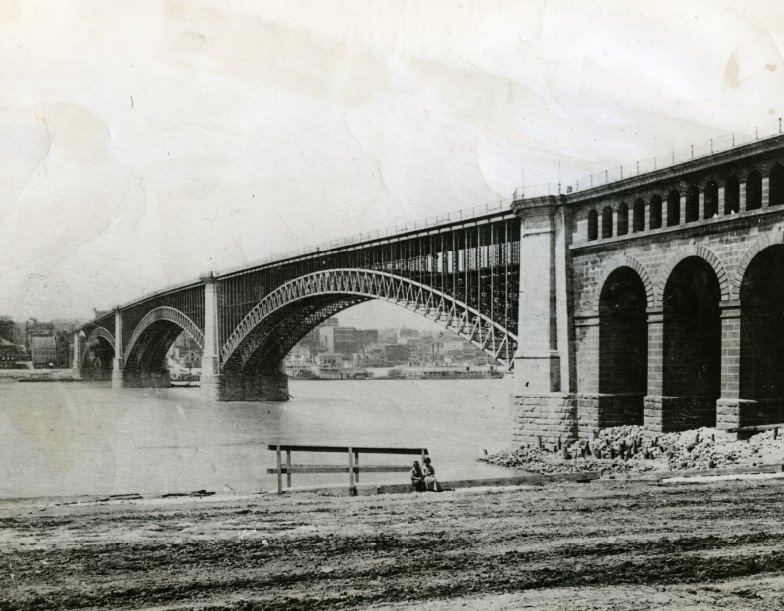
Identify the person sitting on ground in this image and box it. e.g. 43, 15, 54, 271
422, 456, 440, 492
410, 460, 426, 492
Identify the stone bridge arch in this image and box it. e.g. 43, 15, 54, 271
593, 255, 656, 312
656, 245, 731, 306
733, 227, 784, 301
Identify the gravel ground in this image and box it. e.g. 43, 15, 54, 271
3, 476, 784, 610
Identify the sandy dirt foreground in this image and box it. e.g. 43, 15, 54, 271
3, 478, 784, 610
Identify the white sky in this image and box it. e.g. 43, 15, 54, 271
2, 0, 784, 325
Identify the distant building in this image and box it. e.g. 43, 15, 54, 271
55, 331, 73, 368
168, 333, 202, 368
28, 335, 56, 368
384, 343, 410, 366
333, 327, 357, 354
318, 326, 335, 351
0, 338, 25, 368
25, 320, 57, 368
355, 329, 378, 349
0, 317, 15, 344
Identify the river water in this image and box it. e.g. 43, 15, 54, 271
0, 378, 517, 498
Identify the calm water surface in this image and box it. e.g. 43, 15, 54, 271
0, 378, 516, 498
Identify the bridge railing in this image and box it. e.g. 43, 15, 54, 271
516, 119, 784, 200
215, 199, 513, 276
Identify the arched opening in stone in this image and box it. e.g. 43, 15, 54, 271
662, 256, 721, 430
667, 189, 681, 226
632, 198, 645, 232
704, 180, 718, 218
601, 206, 613, 239
740, 245, 784, 423
724, 175, 739, 214
685, 185, 699, 222
746, 170, 762, 210
599, 267, 647, 426
617, 202, 629, 236
769, 164, 784, 206
650, 195, 662, 230
587, 209, 598, 241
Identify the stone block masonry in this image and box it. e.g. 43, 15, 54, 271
512, 393, 577, 448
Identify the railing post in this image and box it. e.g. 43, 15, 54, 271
347, 447, 355, 495
286, 450, 292, 489
354, 451, 360, 484
276, 445, 283, 494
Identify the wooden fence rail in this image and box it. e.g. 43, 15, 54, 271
267, 444, 428, 494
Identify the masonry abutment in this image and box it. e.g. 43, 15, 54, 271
511, 195, 576, 446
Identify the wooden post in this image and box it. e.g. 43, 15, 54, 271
286, 450, 292, 488
276, 445, 282, 494
348, 447, 355, 495
354, 451, 360, 484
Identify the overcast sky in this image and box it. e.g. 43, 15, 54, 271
2, 0, 784, 325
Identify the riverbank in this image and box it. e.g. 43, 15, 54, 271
0, 368, 80, 381
483, 425, 784, 476
3, 476, 784, 610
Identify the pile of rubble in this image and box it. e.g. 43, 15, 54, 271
481, 425, 784, 475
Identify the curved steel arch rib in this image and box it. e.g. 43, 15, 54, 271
222, 269, 519, 369
123, 306, 204, 364
81, 326, 116, 366
231, 296, 369, 371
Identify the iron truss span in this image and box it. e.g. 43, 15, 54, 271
221, 268, 519, 368
122, 306, 204, 363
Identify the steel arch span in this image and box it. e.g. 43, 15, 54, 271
221, 268, 519, 369
81, 326, 116, 366
123, 306, 204, 364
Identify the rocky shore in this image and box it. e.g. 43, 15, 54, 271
482, 425, 784, 475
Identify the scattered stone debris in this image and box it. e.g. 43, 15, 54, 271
481, 425, 784, 475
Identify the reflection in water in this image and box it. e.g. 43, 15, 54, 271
0, 378, 516, 498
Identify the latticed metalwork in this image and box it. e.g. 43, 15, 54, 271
222, 269, 519, 368
123, 306, 204, 363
